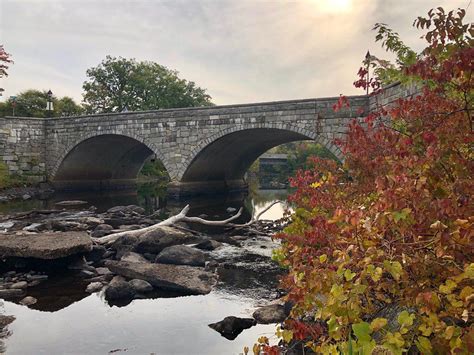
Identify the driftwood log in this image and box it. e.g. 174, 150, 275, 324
93, 200, 284, 245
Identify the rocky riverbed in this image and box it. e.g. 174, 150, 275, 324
0, 200, 289, 353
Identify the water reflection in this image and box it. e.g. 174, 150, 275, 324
0, 179, 289, 354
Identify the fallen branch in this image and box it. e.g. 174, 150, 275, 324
93, 204, 243, 245
227, 200, 284, 228
93, 205, 191, 245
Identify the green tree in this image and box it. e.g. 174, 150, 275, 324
82, 56, 213, 113
0, 90, 83, 118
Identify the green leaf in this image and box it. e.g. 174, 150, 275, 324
397, 311, 415, 327
344, 269, 356, 281
384, 260, 403, 281
415, 336, 433, 354
439, 279, 457, 294
352, 322, 372, 343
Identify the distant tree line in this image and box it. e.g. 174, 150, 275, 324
0, 55, 213, 118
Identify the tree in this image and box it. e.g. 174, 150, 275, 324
0, 45, 13, 96
0, 89, 84, 118
82, 56, 213, 113
256, 7, 473, 354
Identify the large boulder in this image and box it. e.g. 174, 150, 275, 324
129, 279, 153, 293
252, 304, 287, 324
155, 245, 206, 267
208, 316, 256, 340
133, 226, 199, 254
106, 260, 217, 295
0, 232, 92, 259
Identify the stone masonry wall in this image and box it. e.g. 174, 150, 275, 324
0, 117, 46, 183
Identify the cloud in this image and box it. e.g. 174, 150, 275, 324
0, 0, 472, 104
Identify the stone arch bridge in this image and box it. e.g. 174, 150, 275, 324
0, 83, 412, 196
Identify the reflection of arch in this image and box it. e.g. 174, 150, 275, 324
180, 124, 341, 183
52, 134, 168, 183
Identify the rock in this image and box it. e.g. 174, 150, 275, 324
0, 232, 92, 259
0, 221, 15, 230
85, 244, 107, 262
80, 217, 104, 227
95, 224, 114, 232
0, 315, 15, 328
133, 226, 199, 254
155, 245, 206, 267
96, 267, 113, 276
121, 251, 149, 264
205, 260, 219, 271
0, 289, 24, 299
252, 304, 287, 324
195, 239, 222, 251
10, 281, 28, 289
19, 296, 37, 306
104, 276, 135, 301
26, 274, 48, 282
55, 200, 88, 206
91, 229, 108, 238
110, 234, 140, 258
129, 279, 153, 293
50, 220, 88, 231
142, 253, 157, 262
91, 224, 114, 238
107, 205, 145, 215
106, 260, 217, 295
22, 223, 46, 232
22, 194, 32, 200
86, 282, 104, 293
208, 316, 256, 340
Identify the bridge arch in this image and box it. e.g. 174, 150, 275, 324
51, 133, 170, 188
178, 123, 342, 185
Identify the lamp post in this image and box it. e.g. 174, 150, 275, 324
365, 50, 371, 95
9, 96, 16, 116
46, 90, 54, 117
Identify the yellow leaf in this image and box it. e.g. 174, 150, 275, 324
282, 330, 293, 343
319, 254, 327, 263
439, 279, 457, 294
445, 326, 455, 340
370, 318, 388, 332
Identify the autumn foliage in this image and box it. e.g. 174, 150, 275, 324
256, 8, 473, 354
0, 45, 13, 94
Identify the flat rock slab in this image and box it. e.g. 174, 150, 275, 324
0, 232, 92, 259
106, 260, 217, 295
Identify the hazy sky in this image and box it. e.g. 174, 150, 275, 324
0, 0, 472, 105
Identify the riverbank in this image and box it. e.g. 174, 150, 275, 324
0, 191, 289, 354
0, 184, 54, 203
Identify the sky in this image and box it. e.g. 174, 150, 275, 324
0, 0, 472, 105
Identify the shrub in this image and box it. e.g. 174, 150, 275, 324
256, 7, 473, 354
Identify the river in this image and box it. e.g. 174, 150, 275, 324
0, 182, 291, 354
